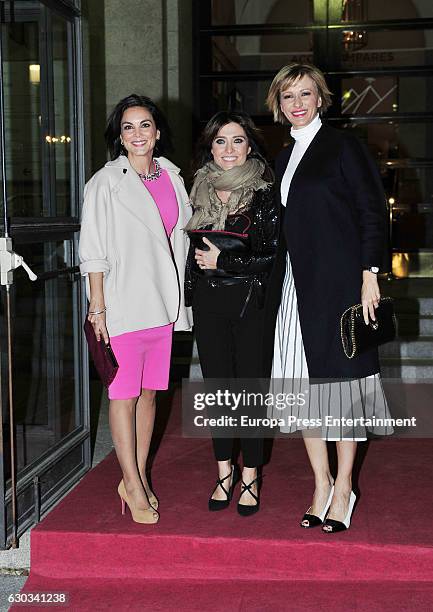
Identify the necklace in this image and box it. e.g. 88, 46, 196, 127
137, 158, 162, 181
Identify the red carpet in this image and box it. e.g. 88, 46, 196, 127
15, 389, 433, 610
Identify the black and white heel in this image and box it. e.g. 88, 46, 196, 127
300, 485, 334, 528
322, 491, 356, 533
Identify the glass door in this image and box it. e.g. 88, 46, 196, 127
195, 0, 433, 277
0, 0, 89, 549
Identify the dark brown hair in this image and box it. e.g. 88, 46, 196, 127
194, 111, 273, 181
104, 94, 173, 160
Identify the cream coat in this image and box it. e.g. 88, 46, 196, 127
79, 155, 193, 336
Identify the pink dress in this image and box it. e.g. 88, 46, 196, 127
108, 169, 179, 399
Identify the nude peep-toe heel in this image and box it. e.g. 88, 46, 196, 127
119, 478, 158, 510
117, 481, 159, 524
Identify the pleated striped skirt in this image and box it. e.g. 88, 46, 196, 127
270, 254, 393, 440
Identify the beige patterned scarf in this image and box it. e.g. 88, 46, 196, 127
185, 158, 269, 231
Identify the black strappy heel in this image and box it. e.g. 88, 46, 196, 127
208, 465, 239, 511
237, 475, 261, 517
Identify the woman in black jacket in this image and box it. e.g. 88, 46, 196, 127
265, 63, 392, 533
185, 111, 278, 516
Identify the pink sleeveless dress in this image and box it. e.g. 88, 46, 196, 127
108, 169, 179, 399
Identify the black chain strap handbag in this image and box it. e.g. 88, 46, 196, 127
340, 296, 397, 359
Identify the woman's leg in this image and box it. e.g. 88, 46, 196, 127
233, 297, 265, 505
193, 284, 236, 502
324, 440, 357, 525
212, 460, 234, 500
109, 398, 152, 510
237, 440, 263, 506
238, 466, 258, 506
135, 388, 156, 497
301, 436, 334, 519
134, 324, 173, 501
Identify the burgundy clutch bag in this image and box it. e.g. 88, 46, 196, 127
83, 318, 119, 387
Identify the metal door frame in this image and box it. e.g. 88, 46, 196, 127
0, 0, 89, 549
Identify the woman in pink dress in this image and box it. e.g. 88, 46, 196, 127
79, 94, 192, 524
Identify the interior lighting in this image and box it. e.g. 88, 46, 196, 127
29, 64, 40, 84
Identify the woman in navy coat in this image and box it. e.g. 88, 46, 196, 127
265, 63, 392, 533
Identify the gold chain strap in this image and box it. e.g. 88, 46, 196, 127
340, 296, 394, 360
340, 305, 356, 359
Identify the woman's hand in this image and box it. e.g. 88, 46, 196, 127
361, 270, 381, 325
88, 310, 109, 344
195, 237, 221, 270
88, 273, 109, 344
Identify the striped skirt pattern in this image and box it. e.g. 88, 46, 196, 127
270, 254, 393, 440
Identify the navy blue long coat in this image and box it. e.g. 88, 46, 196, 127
263, 124, 388, 380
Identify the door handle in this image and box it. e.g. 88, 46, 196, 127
0, 237, 38, 286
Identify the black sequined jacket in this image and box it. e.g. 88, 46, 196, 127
184, 184, 279, 315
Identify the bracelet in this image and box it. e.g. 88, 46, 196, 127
88, 307, 106, 315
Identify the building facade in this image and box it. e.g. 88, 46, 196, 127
1, 0, 432, 548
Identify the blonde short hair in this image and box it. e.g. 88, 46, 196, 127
266, 63, 333, 124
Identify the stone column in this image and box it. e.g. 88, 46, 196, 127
165, 0, 193, 176
82, 0, 193, 176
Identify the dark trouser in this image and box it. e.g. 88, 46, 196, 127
192, 280, 264, 467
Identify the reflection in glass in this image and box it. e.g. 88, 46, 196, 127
342, 0, 368, 51
355, 0, 433, 21
337, 122, 433, 162
211, 0, 433, 28
342, 77, 397, 115
386, 165, 433, 250
52, 14, 73, 217
211, 0, 313, 26
13, 240, 73, 277
338, 122, 433, 253
2, 9, 74, 218
204, 79, 272, 117
210, 34, 312, 72
339, 29, 433, 69
3, 267, 80, 477
342, 76, 433, 115
3, 19, 42, 217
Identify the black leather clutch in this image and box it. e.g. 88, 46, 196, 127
187, 229, 250, 252
84, 318, 119, 387
187, 229, 250, 278
340, 296, 396, 359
